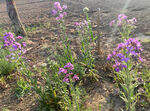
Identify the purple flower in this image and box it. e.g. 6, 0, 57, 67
3, 35, 8, 41
109, 20, 115, 27
62, 5, 67, 10
74, 20, 89, 28
74, 22, 80, 27
58, 68, 67, 74
22, 42, 26, 47
56, 17, 60, 20
63, 12, 67, 16
12, 44, 17, 50
59, 13, 64, 19
130, 51, 137, 56
52, 9, 57, 16
54, 2, 61, 8
139, 56, 143, 62
107, 38, 143, 72
117, 43, 125, 50
118, 14, 128, 21
122, 57, 129, 63
73, 75, 79, 81
117, 53, 124, 58
128, 18, 137, 25
121, 64, 127, 68
15, 42, 21, 49
4, 32, 15, 41
16, 36, 23, 39
110, 14, 137, 27
64, 63, 74, 70
63, 77, 69, 83
112, 50, 117, 55
18, 53, 22, 56
107, 54, 112, 60
2, 32, 26, 62
115, 67, 120, 72
65, 72, 73, 77
54, 2, 62, 11
65, 74, 70, 77
116, 53, 128, 62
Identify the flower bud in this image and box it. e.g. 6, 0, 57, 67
83, 7, 89, 13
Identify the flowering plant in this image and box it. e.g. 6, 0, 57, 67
0, 32, 26, 75
58, 63, 79, 83
108, 14, 145, 110
2, 32, 26, 63
107, 38, 143, 72
108, 13, 147, 111
52, 2, 67, 21
110, 14, 137, 40
107, 38, 143, 111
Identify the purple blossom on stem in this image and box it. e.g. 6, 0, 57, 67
110, 14, 137, 27
74, 20, 89, 28
52, 2, 67, 21
12, 44, 17, 50
107, 38, 143, 72
16, 36, 23, 39
115, 67, 120, 72
117, 42, 125, 50
22, 42, 26, 47
15, 42, 22, 49
73, 75, 79, 81
118, 14, 128, 21
51, 9, 57, 16
62, 5, 67, 10
107, 54, 112, 60
64, 62, 74, 70
63, 12, 67, 16
56, 17, 60, 21
54, 2, 62, 11
58, 63, 79, 83
58, 68, 67, 74
59, 13, 64, 19
63, 77, 69, 83
2, 32, 26, 62
109, 20, 115, 27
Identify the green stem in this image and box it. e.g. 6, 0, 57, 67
85, 12, 94, 41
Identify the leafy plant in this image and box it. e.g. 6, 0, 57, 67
110, 14, 137, 40
14, 77, 31, 98
0, 58, 16, 76
108, 14, 144, 111
141, 67, 150, 99
0, 32, 26, 76
0, 47, 16, 76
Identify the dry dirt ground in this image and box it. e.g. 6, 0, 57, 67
0, 0, 150, 111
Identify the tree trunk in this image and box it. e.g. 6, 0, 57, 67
6, 0, 27, 36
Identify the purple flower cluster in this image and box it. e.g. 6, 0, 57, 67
3, 32, 26, 50
58, 63, 79, 83
107, 38, 143, 72
2, 32, 26, 61
51, 2, 67, 20
109, 14, 137, 27
74, 20, 89, 28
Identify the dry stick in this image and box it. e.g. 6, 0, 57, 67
97, 8, 101, 55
